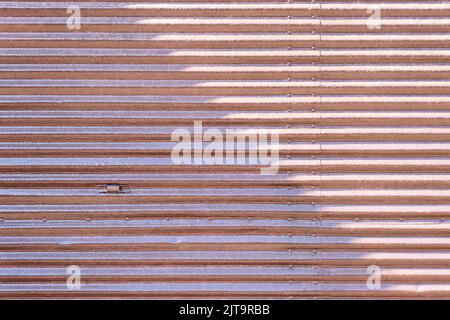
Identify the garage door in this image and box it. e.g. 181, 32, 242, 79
0, 0, 449, 299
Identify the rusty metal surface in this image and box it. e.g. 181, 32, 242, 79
0, 0, 450, 299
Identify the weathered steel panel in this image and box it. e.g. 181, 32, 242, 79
0, 0, 449, 299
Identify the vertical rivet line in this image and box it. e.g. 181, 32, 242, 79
311, 0, 320, 225
313, 0, 321, 298
287, 0, 293, 121
319, 0, 323, 226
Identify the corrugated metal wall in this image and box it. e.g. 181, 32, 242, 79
0, 0, 450, 299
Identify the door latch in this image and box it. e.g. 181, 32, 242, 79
97, 184, 132, 194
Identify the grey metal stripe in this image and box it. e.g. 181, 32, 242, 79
1, 33, 449, 41
1, 251, 449, 260
1, 236, 448, 245
0, 48, 310, 56
0, 219, 325, 229
4, 188, 450, 197
0, 126, 299, 134
0, 158, 177, 165
0, 203, 317, 212
0, 267, 332, 276
0, 95, 315, 103
0, 173, 294, 181
0, 64, 314, 72
3, 173, 450, 182
0, 282, 450, 294
2, 142, 450, 151
2, 64, 450, 72
1, 283, 450, 292
322, 35, 450, 41
1, 219, 448, 229
1, 48, 450, 57
2, 203, 450, 213
3, 126, 450, 135
1, 157, 450, 166
3, 110, 450, 118
0, 142, 291, 150
1, 2, 449, 10
2, 267, 449, 276
0, 3, 320, 9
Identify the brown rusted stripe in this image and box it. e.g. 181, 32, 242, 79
2, 275, 450, 284
1, 243, 450, 252
0, 227, 447, 237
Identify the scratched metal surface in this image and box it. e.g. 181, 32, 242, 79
0, 0, 450, 299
